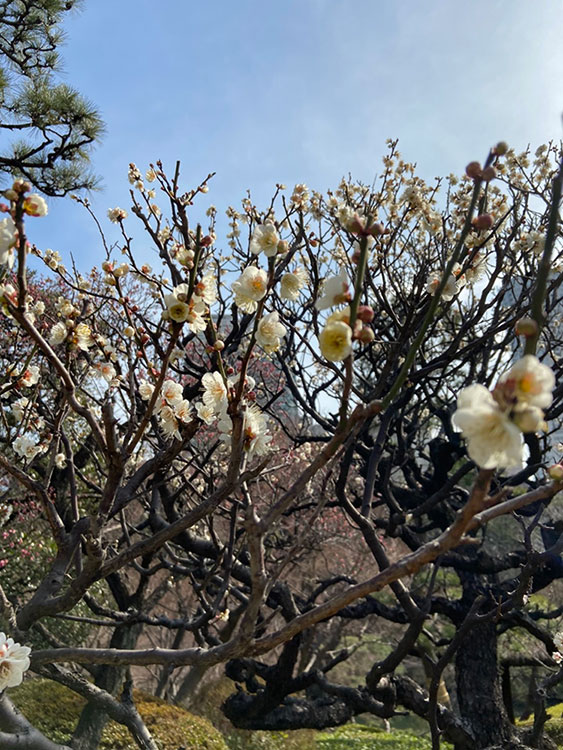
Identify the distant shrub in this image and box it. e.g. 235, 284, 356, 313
10, 679, 228, 749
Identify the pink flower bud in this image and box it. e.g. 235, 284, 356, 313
481, 166, 497, 182
472, 213, 494, 230
465, 161, 482, 179
368, 222, 386, 237
357, 305, 375, 323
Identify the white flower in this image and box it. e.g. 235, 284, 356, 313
0, 217, 16, 267
194, 273, 217, 306
159, 405, 181, 440
72, 323, 93, 351
498, 355, 555, 410
280, 267, 307, 301
202, 372, 228, 412
244, 403, 272, 457
55, 453, 67, 469
250, 223, 280, 257
107, 207, 127, 223
98, 362, 116, 383
13, 435, 41, 461
174, 398, 192, 423
554, 632, 563, 653
452, 384, 523, 469
426, 273, 459, 301
11, 397, 30, 422
23, 194, 48, 217
315, 269, 350, 310
164, 290, 190, 323
256, 311, 286, 353
162, 380, 183, 405
19, 366, 40, 388
195, 401, 216, 424
0, 633, 31, 690
139, 381, 155, 400
319, 320, 353, 362
49, 321, 68, 346
232, 266, 268, 313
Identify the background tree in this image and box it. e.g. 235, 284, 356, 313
0, 142, 561, 750
0, 0, 103, 195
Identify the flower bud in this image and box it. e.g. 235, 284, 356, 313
350, 249, 362, 264
368, 222, 386, 237
472, 213, 494, 231
515, 316, 538, 338
346, 213, 366, 234
357, 305, 375, 323
465, 161, 482, 179
277, 240, 289, 254
548, 464, 563, 481
3, 190, 17, 201
494, 141, 509, 156
358, 327, 375, 344
481, 166, 497, 182
12, 179, 31, 194
214, 340, 225, 351
200, 235, 213, 247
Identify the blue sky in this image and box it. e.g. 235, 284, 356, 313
31, 0, 563, 268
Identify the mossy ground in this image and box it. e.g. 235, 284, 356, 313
10, 679, 228, 750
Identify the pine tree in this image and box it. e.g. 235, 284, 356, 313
0, 0, 103, 195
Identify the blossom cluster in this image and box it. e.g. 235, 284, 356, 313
0, 633, 31, 691
453, 355, 555, 469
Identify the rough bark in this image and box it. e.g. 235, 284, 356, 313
454, 619, 513, 750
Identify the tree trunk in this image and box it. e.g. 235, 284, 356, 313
454, 619, 513, 750
71, 623, 142, 750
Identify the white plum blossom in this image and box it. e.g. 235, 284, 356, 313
55, 453, 67, 469
256, 311, 286, 353
0, 217, 16, 267
202, 372, 228, 412
19, 366, 40, 388
13, 434, 42, 461
426, 273, 459, 301
250, 222, 280, 257
452, 385, 523, 469
11, 397, 30, 422
0, 633, 31, 690
164, 283, 191, 323
159, 405, 180, 440
161, 380, 184, 406
194, 273, 218, 306
195, 401, 216, 424
231, 267, 268, 313
244, 403, 272, 457
319, 320, 353, 362
139, 381, 155, 400
280, 267, 307, 301
497, 355, 555, 410
97, 362, 117, 383
23, 194, 48, 217
107, 207, 128, 223
174, 399, 192, 423
315, 269, 350, 310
